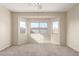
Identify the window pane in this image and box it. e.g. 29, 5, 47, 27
30, 22, 48, 33
20, 21, 26, 33
40, 22, 48, 28
40, 22, 48, 33
53, 21, 59, 33
30, 22, 39, 33
40, 29, 48, 33
31, 29, 39, 33
31, 22, 39, 28
20, 21, 26, 28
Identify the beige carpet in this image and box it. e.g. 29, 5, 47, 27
0, 43, 79, 56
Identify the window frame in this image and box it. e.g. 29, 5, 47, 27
30, 21, 48, 33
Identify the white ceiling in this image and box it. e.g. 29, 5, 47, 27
0, 3, 77, 12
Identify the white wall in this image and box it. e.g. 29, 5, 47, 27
67, 4, 79, 52
0, 6, 11, 51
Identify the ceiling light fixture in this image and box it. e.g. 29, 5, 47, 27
27, 3, 42, 9
36, 3, 42, 9
33, 3, 42, 9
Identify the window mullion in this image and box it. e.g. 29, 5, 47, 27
39, 22, 40, 33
